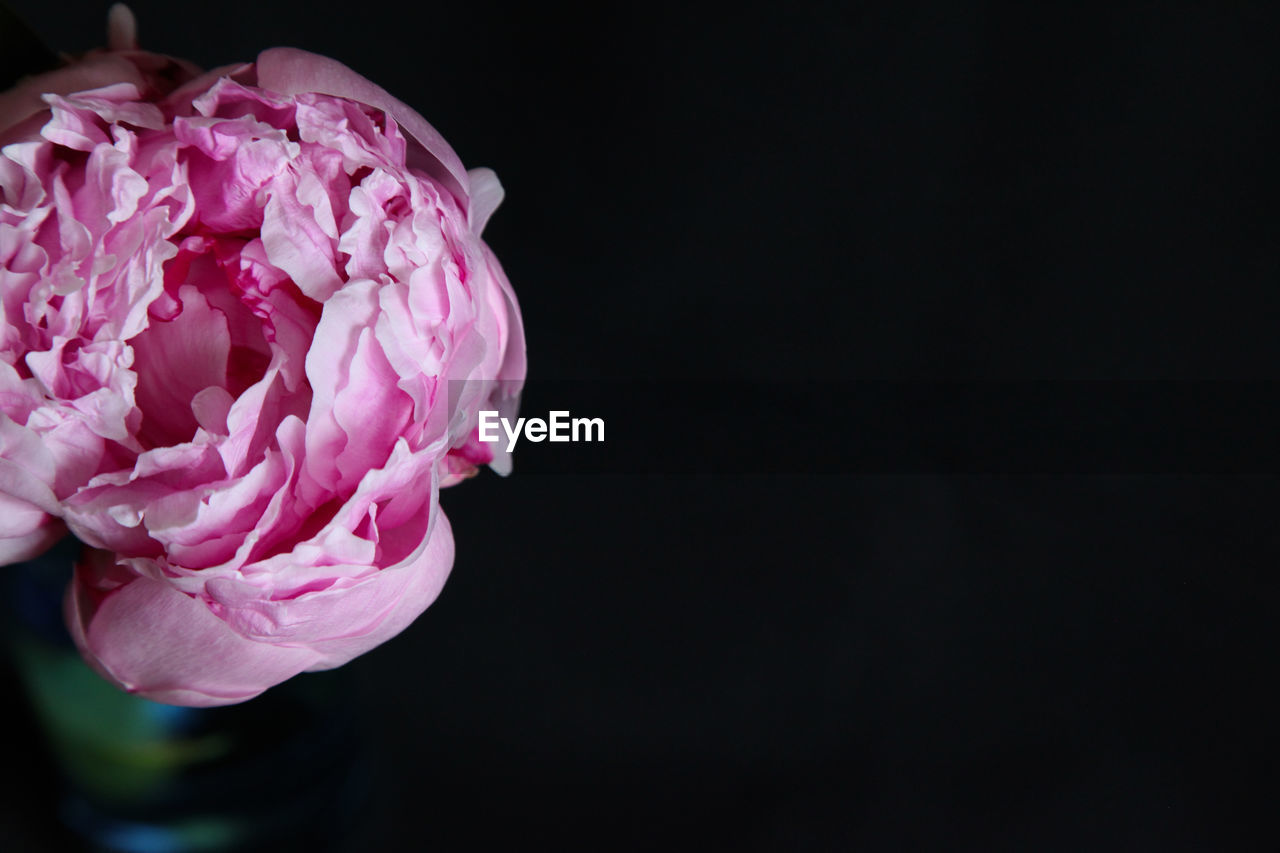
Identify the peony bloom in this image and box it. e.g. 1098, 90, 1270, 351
0, 7, 525, 705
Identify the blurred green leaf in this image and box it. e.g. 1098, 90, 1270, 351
11, 634, 234, 803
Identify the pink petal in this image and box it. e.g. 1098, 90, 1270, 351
253, 48, 470, 206
330, 327, 412, 491
131, 285, 231, 446
0, 414, 60, 515
0, 55, 146, 141
209, 508, 454, 666
260, 170, 343, 302
466, 167, 504, 236
306, 509, 454, 668
0, 493, 63, 562
300, 279, 380, 493
66, 560, 325, 707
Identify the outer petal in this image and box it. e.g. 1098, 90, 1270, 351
467, 167, 503, 236
66, 554, 326, 706
304, 509, 455, 669
0, 494, 64, 563
253, 47, 470, 207
480, 244, 527, 475
0, 415, 60, 516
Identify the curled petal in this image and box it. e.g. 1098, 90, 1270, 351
466, 167, 504, 236
253, 48, 470, 206
67, 549, 325, 706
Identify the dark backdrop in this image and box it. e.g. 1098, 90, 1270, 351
2, 1, 1278, 849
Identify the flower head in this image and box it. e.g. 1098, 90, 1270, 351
0, 13, 525, 705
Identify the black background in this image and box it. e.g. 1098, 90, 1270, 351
2, 0, 1279, 849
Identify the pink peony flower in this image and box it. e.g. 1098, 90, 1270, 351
0, 7, 526, 706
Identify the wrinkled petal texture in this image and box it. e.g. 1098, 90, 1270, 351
1, 47, 525, 705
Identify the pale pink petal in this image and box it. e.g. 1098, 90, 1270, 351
466, 167, 504, 236
330, 327, 412, 490
0, 414, 60, 515
0, 56, 145, 141
107, 4, 139, 52
67, 560, 325, 706
209, 509, 453, 667
253, 48, 470, 205
260, 171, 343, 302
300, 279, 380, 493
0, 491, 64, 562
306, 510, 454, 668
131, 285, 230, 446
